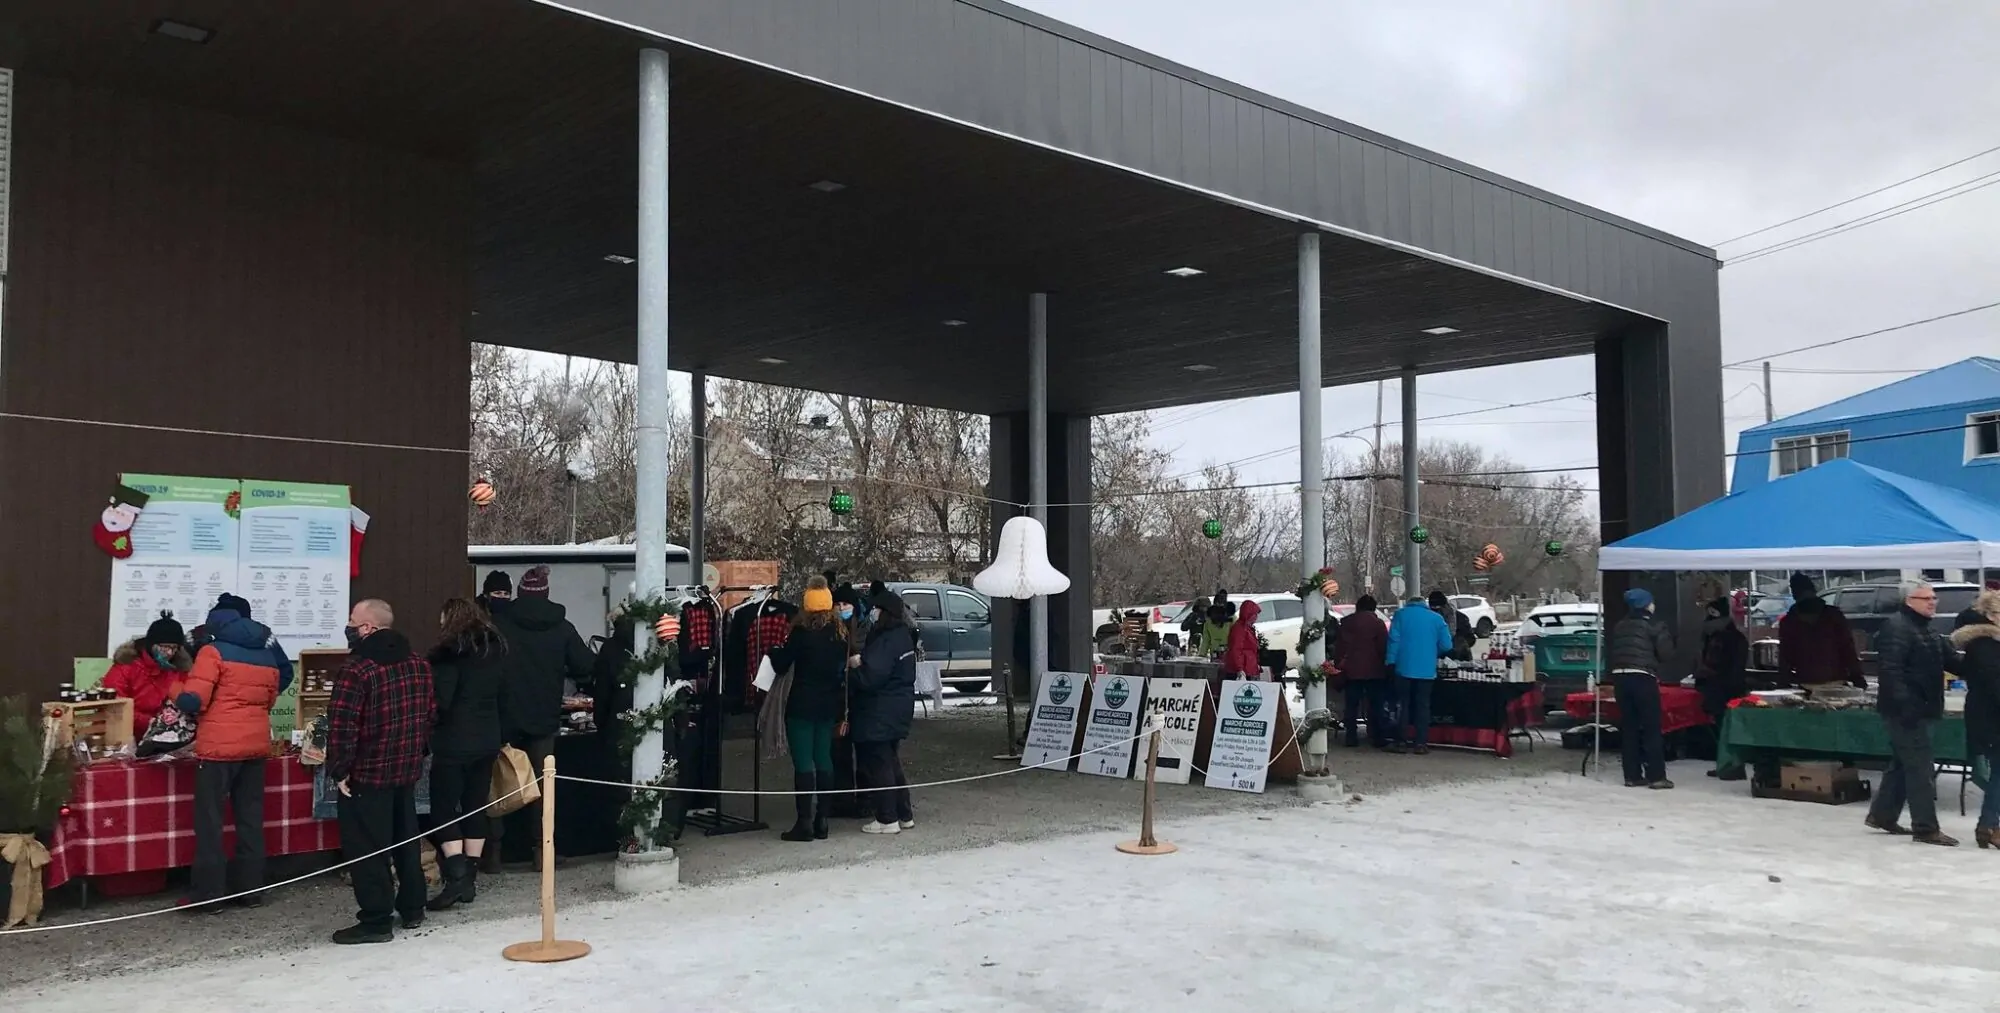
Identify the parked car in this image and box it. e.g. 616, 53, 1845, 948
1151, 593, 1308, 667
1820, 581, 1980, 641
885, 581, 994, 693
1447, 594, 1498, 637
1517, 602, 1602, 648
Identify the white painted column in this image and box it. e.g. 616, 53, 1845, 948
1297, 233, 1328, 771
631, 47, 671, 839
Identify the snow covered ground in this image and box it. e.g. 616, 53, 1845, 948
8, 759, 2000, 1012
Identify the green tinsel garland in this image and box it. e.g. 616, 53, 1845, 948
608, 596, 690, 850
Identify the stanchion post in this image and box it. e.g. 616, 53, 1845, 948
993, 663, 1022, 761
1118, 725, 1177, 856
502, 756, 591, 963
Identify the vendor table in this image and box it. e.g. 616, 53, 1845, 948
1564, 686, 1712, 735
1409, 679, 1542, 758
44, 754, 334, 891
1715, 707, 1990, 791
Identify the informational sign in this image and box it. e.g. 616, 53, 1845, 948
1135, 678, 1205, 786
107, 474, 241, 653
237, 479, 351, 659
1207, 679, 1281, 794
1079, 674, 1147, 779
1020, 670, 1089, 771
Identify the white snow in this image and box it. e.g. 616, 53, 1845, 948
9, 760, 2000, 1012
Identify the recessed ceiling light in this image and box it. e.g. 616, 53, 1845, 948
1421, 326, 1460, 335
151, 19, 214, 44
1164, 267, 1205, 278
807, 180, 847, 193
602, 254, 636, 265
941, 319, 967, 327
757, 356, 787, 365
1184, 363, 1218, 372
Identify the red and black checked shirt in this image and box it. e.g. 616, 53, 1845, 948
680, 600, 718, 651
747, 608, 792, 680
326, 635, 436, 789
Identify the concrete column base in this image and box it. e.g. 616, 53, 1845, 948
1295, 772, 1347, 804
613, 847, 681, 895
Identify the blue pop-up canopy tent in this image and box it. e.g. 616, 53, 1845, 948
1600, 458, 2000, 571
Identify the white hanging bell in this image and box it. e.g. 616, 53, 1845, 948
973, 516, 1071, 599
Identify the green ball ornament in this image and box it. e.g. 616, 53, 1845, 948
1545, 539, 1564, 557
1201, 518, 1223, 540
827, 489, 856, 516
1408, 525, 1429, 545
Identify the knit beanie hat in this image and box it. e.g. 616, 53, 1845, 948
519, 565, 551, 597
803, 575, 834, 613
482, 569, 513, 596
1789, 572, 1817, 600
142, 611, 186, 649
1624, 587, 1655, 612
215, 593, 252, 620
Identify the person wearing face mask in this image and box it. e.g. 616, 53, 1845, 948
326, 598, 436, 943
765, 576, 849, 842
104, 611, 193, 736
1605, 587, 1677, 790
850, 590, 919, 834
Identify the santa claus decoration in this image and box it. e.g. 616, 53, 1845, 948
92, 484, 151, 559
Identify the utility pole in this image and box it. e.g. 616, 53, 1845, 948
1363, 380, 1384, 592
1762, 361, 1774, 423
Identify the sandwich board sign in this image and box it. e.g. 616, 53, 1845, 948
1079, 674, 1147, 778
1020, 670, 1088, 770
1206, 679, 1279, 793
1134, 678, 1205, 786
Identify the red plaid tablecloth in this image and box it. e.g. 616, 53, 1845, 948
1565, 686, 1711, 734
44, 755, 337, 890
1417, 680, 1543, 758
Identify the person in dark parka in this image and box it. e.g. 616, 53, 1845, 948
1951, 590, 2000, 849
850, 590, 918, 834
765, 577, 850, 842
424, 598, 506, 910
1605, 587, 1676, 790
1865, 581, 1959, 845
489, 565, 594, 865
1696, 596, 1751, 726
1333, 595, 1390, 748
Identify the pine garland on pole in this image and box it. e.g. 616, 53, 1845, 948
609, 596, 690, 850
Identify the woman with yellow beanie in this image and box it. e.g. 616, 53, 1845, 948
765, 575, 849, 841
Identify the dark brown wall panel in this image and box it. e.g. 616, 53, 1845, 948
0, 74, 471, 700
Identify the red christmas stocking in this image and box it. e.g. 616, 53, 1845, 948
93, 484, 151, 559
350, 505, 370, 579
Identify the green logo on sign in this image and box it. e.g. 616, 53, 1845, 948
1103, 678, 1130, 709
1048, 674, 1074, 706
1233, 683, 1262, 719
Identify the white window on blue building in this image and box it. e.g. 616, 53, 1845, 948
1771, 431, 1849, 478
1967, 411, 2000, 462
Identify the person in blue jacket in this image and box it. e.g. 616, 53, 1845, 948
1384, 596, 1453, 753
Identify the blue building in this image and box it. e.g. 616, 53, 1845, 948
1731, 357, 2000, 498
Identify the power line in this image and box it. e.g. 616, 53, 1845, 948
1720, 300, 2000, 368
1723, 170, 2000, 267
1711, 142, 2000, 247
1722, 364, 1930, 376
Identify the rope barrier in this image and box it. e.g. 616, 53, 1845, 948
552, 727, 1154, 797
1, 783, 532, 936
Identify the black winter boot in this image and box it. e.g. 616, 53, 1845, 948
426, 854, 468, 911
811, 771, 829, 840
460, 858, 479, 904
781, 772, 816, 841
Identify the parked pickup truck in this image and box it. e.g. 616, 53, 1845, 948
886, 581, 994, 693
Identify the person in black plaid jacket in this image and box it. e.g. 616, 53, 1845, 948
326, 598, 436, 944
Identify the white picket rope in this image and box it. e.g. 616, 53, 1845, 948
1, 783, 532, 936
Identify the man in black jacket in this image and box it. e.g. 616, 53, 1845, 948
1606, 587, 1676, 790
491, 565, 595, 864
1865, 580, 1960, 845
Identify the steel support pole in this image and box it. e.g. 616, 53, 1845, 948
690, 370, 707, 589
1029, 293, 1050, 697
1297, 234, 1327, 768
1401, 366, 1421, 598
631, 47, 671, 835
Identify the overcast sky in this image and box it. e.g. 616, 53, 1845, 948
1009, 0, 2000, 497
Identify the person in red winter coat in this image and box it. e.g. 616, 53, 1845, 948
1220, 599, 1265, 679
102, 612, 192, 736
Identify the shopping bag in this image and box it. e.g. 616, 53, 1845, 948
136, 703, 198, 759
489, 744, 541, 817
753, 654, 779, 692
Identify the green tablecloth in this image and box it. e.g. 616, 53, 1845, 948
1716, 706, 1990, 789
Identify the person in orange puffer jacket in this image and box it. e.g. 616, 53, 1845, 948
1221, 599, 1266, 679
103, 612, 192, 737
175, 603, 291, 912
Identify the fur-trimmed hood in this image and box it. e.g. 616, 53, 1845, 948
1952, 621, 2000, 648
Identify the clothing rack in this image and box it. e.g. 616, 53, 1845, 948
680, 585, 780, 837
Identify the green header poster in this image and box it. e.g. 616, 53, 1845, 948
108, 474, 243, 655
238, 479, 352, 737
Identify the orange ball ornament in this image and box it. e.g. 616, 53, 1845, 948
468, 478, 496, 509
1320, 578, 1340, 599
654, 613, 681, 642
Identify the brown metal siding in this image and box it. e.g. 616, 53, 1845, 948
0, 74, 471, 700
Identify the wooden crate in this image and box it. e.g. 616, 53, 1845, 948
295, 648, 348, 730
43, 697, 135, 752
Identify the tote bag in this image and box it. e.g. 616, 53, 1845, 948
489, 743, 542, 817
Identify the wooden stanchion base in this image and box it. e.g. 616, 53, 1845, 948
502, 939, 592, 963
1115, 840, 1178, 856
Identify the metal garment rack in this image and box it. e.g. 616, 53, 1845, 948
680, 584, 774, 837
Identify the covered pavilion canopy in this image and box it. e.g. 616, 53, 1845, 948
1599, 459, 2000, 572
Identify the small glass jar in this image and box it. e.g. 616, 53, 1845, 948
57, 683, 76, 703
